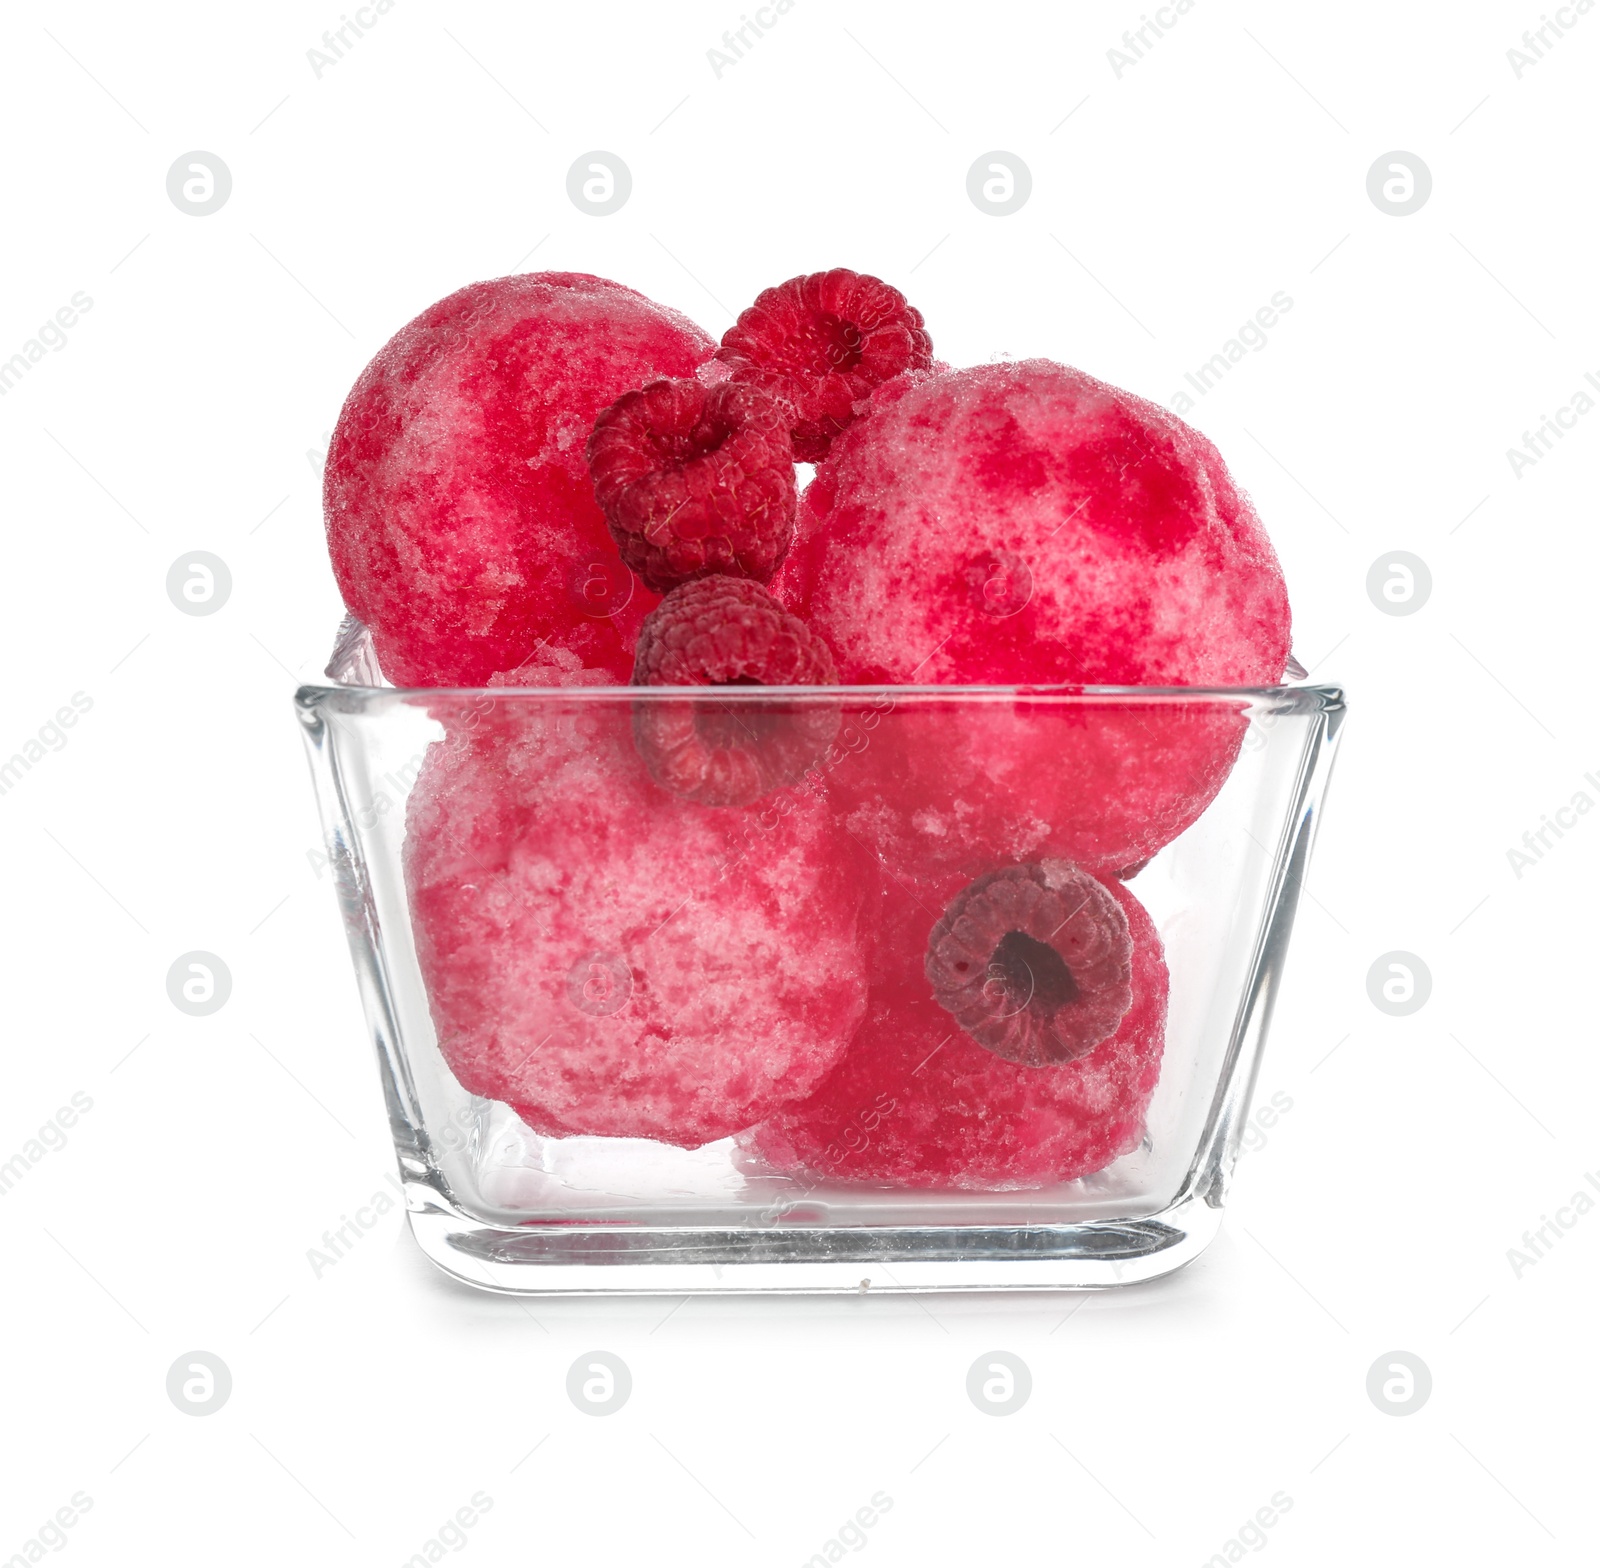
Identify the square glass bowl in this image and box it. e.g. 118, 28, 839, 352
296, 621, 1343, 1295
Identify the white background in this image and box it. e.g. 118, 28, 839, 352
1, 0, 1596, 1563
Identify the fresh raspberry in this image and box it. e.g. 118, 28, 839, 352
587, 378, 796, 593
925, 863, 1133, 1067
632, 576, 839, 807
634, 575, 836, 686
717, 269, 934, 461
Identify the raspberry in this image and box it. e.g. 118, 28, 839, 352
717, 269, 934, 461
634, 575, 836, 686
632, 576, 839, 807
925, 863, 1132, 1066
587, 378, 797, 593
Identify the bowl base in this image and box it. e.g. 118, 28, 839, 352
403, 1180, 1225, 1295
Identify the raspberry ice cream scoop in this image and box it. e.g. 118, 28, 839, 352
823, 692, 1249, 883
325, 273, 713, 686
776, 359, 1285, 876
779, 358, 1289, 685
404, 694, 869, 1148
748, 863, 1168, 1190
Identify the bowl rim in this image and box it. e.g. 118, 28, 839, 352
296, 678, 1346, 713
301, 617, 1343, 712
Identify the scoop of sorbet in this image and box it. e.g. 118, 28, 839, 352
775, 359, 1287, 877
404, 692, 871, 1148
325, 272, 714, 686
777, 357, 1290, 686
747, 865, 1169, 1191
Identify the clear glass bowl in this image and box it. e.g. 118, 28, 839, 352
296, 620, 1344, 1295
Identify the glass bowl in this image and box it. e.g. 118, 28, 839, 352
296, 619, 1343, 1295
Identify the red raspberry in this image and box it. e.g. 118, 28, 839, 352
587, 378, 796, 593
717, 269, 934, 461
632, 576, 839, 807
925, 863, 1133, 1067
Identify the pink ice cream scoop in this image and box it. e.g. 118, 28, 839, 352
325, 272, 713, 686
